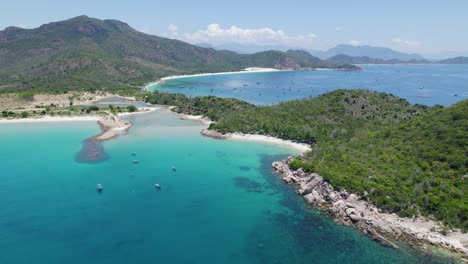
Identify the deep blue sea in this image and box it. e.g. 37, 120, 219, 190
149, 64, 468, 106
1, 64, 466, 263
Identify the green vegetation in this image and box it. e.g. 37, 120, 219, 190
143, 90, 467, 230
0, 103, 137, 119
126, 105, 137, 112
1, 85, 465, 230
144, 91, 254, 121
0, 16, 359, 93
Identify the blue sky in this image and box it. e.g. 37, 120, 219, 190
1, 0, 467, 56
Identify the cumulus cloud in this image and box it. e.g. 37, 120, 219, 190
165, 23, 317, 48
168, 24, 178, 32
348, 40, 361, 46
392, 37, 421, 46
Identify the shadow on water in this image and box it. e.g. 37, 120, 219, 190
75, 138, 109, 163
239, 154, 459, 264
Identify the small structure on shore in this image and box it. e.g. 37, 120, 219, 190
93, 115, 132, 142
97, 184, 103, 192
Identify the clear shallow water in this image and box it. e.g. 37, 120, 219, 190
150, 64, 468, 106
0, 110, 458, 263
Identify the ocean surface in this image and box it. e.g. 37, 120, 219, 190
0, 109, 458, 263
149, 64, 468, 106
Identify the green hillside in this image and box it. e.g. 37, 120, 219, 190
143, 90, 467, 230
0, 16, 359, 92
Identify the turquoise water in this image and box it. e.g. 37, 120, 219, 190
0, 110, 458, 263
150, 64, 468, 106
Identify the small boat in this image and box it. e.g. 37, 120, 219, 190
155, 184, 161, 189
133, 160, 139, 164
131, 153, 136, 156
97, 184, 103, 191
171, 166, 177, 171
243, 84, 248, 87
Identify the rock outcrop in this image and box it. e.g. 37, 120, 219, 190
272, 157, 468, 260
200, 128, 228, 139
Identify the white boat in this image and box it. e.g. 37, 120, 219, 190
97, 184, 103, 191
171, 166, 176, 171
155, 184, 161, 189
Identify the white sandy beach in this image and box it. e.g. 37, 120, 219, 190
144, 67, 283, 89
0, 106, 160, 124
117, 107, 160, 117
228, 133, 311, 154
0, 116, 101, 123
173, 112, 213, 125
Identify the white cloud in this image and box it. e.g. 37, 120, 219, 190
392, 37, 421, 46
335, 27, 342, 31
348, 40, 361, 46
165, 23, 317, 48
14, 24, 28, 29
168, 24, 178, 32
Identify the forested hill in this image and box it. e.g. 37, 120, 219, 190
0, 16, 359, 92
144, 90, 467, 230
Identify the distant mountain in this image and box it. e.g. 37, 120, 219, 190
423, 51, 468, 60
195, 43, 320, 55
194, 43, 216, 49
326, 54, 430, 64
314, 44, 424, 61
0, 16, 357, 92
435, 56, 468, 64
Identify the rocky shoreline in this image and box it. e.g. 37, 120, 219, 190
272, 157, 468, 261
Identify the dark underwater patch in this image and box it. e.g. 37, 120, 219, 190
75, 138, 109, 163
233, 177, 263, 193
239, 165, 251, 171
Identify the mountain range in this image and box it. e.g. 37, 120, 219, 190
0, 16, 357, 92
197, 43, 468, 63
313, 44, 424, 60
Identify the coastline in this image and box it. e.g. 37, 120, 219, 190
193, 122, 467, 260
228, 133, 311, 154
3, 100, 466, 260
172, 112, 213, 125
0, 107, 158, 142
272, 157, 468, 260
200, 128, 311, 155
144, 67, 284, 89
0, 115, 102, 123
167, 109, 310, 154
